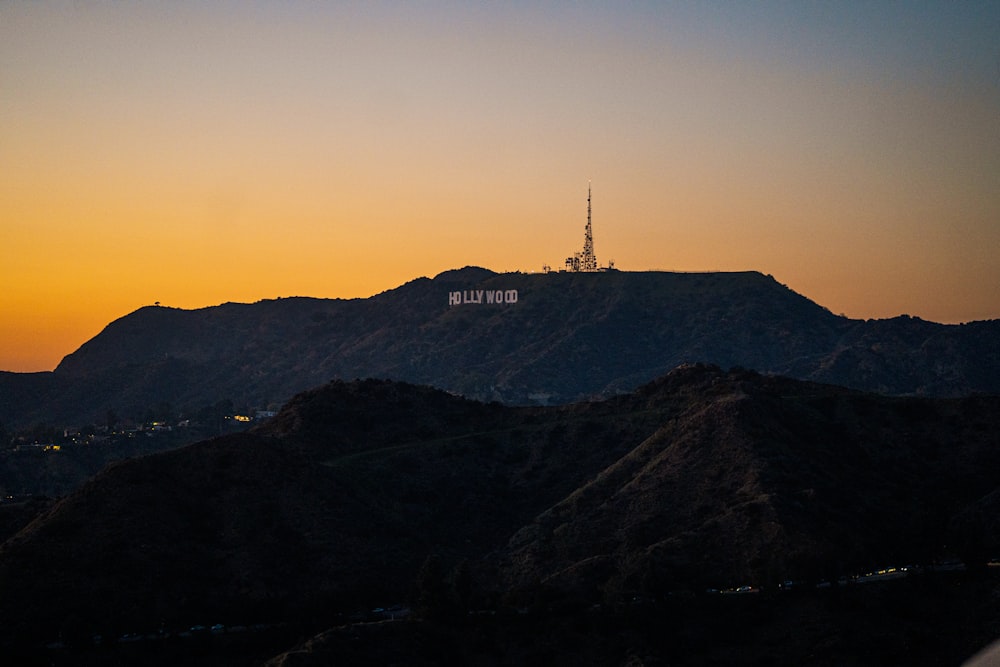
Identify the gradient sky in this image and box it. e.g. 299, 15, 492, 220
2, 2, 999, 372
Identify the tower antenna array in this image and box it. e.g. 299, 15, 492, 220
565, 182, 598, 272
582, 182, 597, 271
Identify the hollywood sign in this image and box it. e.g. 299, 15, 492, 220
448, 289, 519, 306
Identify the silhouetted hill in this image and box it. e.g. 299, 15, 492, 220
2, 269, 997, 429
1, 369, 999, 664
498, 371, 1000, 598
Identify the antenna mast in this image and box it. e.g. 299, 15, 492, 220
560, 182, 602, 272
582, 182, 597, 271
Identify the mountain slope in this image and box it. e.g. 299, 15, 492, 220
1, 368, 998, 658
2, 269, 997, 429
499, 370, 1000, 599
0, 377, 671, 644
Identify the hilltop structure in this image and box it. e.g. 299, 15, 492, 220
546, 184, 614, 273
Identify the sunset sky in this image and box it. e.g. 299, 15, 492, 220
2, 2, 999, 372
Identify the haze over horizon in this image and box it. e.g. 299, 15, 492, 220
3, 2, 999, 373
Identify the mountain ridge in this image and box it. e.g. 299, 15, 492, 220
2, 268, 998, 428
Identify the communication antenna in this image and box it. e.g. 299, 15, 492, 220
560, 182, 603, 272
582, 181, 597, 271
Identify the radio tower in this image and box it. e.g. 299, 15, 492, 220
581, 182, 597, 271
564, 183, 599, 272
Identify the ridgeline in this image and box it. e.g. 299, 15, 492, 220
2, 268, 998, 429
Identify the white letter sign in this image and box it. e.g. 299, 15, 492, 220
448, 288, 518, 306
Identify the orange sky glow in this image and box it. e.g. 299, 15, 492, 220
2, 3, 998, 372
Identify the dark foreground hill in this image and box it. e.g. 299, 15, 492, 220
2, 268, 999, 429
1, 367, 999, 665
